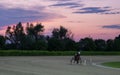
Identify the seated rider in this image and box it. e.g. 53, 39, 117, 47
71, 51, 82, 64
74, 52, 81, 64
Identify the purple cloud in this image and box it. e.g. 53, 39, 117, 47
73, 7, 120, 14
67, 21, 82, 23
0, 7, 65, 26
47, 0, 71, 1
50, 1, 84, 9
102, 24, 120, 29
73, 7, 111, 14
50, 2, 79, 6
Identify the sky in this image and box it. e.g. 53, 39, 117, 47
0, 0, 120, 41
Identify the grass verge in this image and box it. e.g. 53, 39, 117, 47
0, 50, 120, 56
0, 50, 75, 56
102, 62, 120, 68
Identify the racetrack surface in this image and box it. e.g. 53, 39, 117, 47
0, 56, 120, 75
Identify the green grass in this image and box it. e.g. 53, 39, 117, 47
0, 50, 76, 56
102, 62, 120, 68
0, 50, 120, 56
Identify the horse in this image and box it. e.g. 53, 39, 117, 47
70, 54, 82, 64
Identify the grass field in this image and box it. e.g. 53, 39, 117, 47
102, 62, 120, 68
0, 50, 120, 56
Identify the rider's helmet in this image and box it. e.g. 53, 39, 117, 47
78, 52, 80, 54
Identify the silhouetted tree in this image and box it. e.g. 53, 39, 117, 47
0, 35, 5, 49
64, 38, 77, 51
5, 26, 15, 49
52, 26, 72, 40
59, 26, 68, 39
26, 23, 44, 42
52, 28, 60, 39
26, 23, 45, 50
34, 38, 48, 50
114, 35, 120, 51
5, 26, 13, 44
47, 37, 63, 51
106, 39, 114, 51
3, 22, 120, 51
95, 39, 106, 51
49, 26, 75, 51
79, 37, 96, 51
14, 22, 26, 49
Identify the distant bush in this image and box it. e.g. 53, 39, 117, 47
0, 50, 75, 56
0, 50, 120, 56
81, 51, 120, 55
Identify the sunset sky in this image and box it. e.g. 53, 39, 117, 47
0, 0, 120, 41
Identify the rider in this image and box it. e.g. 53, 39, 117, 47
74, 52, 80, 58
74, 51, 81, 64
77, 52, 80, 56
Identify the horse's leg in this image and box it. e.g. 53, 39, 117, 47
70, 57, 74, 64
76, 58, 79, 64
76, 60, 79, 64
74, 59, 76, 63
80, 57, 82, 64
79, 57, 81, 63
70, 58, 73, 64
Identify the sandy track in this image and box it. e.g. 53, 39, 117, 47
0, 56, 120, 75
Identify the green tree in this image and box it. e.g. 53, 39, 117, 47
47, 37, 63, 51
5, 26, 16, 49
52, 26, 72, 40
114, 35, 120, 51
34, 38, 48, 50
26, 23, 44, 42
64, 38, 77, 51
52, 28, 60, 39
59, 26, 68, 39
0, 35, 5, 49
5, 22, 27, 49
95, 39, 106, 51
49, 26, 75, 51
106, 39, 114, 51
19, 35, 35, 50
79, 37, 96, 51
14, 22, 26, 49
5, 26, 13, 43
26, 23, 45, 50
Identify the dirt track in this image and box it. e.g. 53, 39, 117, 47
0, 56, 120, 75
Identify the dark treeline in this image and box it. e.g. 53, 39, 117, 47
0, 22, 120, 51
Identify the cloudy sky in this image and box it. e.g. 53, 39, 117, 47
0, 0, 120, 41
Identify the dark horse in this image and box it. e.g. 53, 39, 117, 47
70, 54, 82, 64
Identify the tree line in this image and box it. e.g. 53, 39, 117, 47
0, 22, 120, 51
